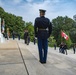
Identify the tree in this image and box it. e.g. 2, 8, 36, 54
52, 16, 75, 46
69, 28, 76, 43
0, 7, 25, 38
48, 36, 56, 47
73, 15, 76, 21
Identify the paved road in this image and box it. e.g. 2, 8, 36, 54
0, 39, 76, 75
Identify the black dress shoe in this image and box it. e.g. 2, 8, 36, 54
39, 61, 43, 63
42, 62, 46, 64
39, 61, 46, 64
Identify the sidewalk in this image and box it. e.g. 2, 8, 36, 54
0, 40, 18, 50
0, 39, 76, 75
22, 40, 76, 60
19, 40, 76, 75
0, 40, 27, 75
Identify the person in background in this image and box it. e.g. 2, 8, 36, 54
73, 44, 76, 54
59, 42, 63, 53
33, 37, 36, 45
64, 43, 68, 55
18, 33, 20, 40
27, 35, 30, 45
54, 43, 56, 50
24, 30, 29, 45
59, 42, 64, 54
12, 31, 15, 40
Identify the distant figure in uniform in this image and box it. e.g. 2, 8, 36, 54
7, 33, 9, 40
24, 30, 29, 45
73, 44, 76, 54
34, 9, 52, 64
18, 33, 20, 40
59, 42, 67, 54
4, 33, 8, 40
33, 37, 36, 45
64, 43, 67, 55
12, 31, 15, 40
4, 33, 7, 39
54, 43, 56, 50
59, 42, 64, 53
27, 35, 30, 45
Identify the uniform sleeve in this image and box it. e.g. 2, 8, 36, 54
48, 22, 52, 37
34, 18, 38, 37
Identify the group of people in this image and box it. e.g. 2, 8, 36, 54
59, 42, 76, 55
54, 42, 76, 55
3, 9, 76, 64
59, 42, 67, 55
2, 9, 52, 64
12, 31, 20, 40
24, 9, 52, 68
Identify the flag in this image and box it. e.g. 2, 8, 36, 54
61, 31, 69, 40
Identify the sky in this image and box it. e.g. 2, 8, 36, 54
0, 0, 76, 23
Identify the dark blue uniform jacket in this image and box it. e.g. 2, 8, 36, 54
34, 16, 52, 39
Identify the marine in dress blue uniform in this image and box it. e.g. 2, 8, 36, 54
34, 9, 52, 64
24, 30, 29, 45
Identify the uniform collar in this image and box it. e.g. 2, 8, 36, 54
40, 16, 45, 18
